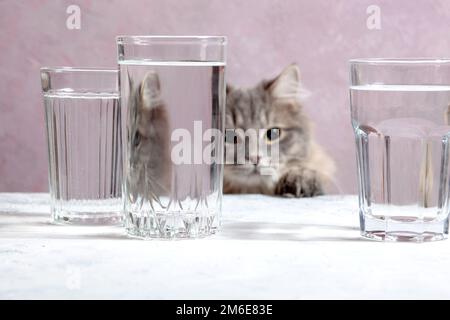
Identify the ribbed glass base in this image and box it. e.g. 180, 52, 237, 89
125, 211, 220, 239
51, 199, 123, 226
360, 213, 448, 242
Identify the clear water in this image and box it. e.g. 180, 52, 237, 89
351, 85, 450, 241
44, 91, 122, 225
119, 60, 225, 238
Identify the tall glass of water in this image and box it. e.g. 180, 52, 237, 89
117, 36, 226, 239
350, 59, 450, 241
41, 67, 122, 225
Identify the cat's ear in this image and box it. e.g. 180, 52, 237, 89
140, 70, 161, 110
266, 64, 302, 100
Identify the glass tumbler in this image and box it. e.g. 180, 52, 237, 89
117, 36, 226, 239
40, 67, 122, 225
350, 59, 450, 241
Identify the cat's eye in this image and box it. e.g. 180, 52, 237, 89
265, 128, 281, 142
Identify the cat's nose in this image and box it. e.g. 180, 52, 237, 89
249, 155, 261, 165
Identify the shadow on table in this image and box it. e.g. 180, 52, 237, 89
0, 211, 364, 242
0, 212, 130, 241
220, 221, 365, 242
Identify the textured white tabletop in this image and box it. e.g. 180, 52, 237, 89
0, 193, 449, 299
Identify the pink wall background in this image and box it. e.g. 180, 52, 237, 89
1, 0, 450, 193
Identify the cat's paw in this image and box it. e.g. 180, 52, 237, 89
275, 170, 324, 198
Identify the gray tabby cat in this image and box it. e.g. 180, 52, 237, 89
126, 71, 171, 201
224, 64, 335, 197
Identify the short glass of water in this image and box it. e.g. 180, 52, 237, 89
117, 36, 227, 239
41, 67, 122, 225
350, 59, 450, 241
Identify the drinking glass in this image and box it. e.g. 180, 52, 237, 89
40, 67, 122, 225
350, 59, 450, 241
117, 36, 226, 239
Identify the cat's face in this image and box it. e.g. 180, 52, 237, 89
224, 64, 311, 194
126, 71, 171, 196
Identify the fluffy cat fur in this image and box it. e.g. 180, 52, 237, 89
126, 71, 171, 201
224, 64, 335, 197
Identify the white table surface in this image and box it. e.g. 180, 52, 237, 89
0, 193, 449, 299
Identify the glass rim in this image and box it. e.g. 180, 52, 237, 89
40, 66, 118, 74
116, 35, 227, 45
349, 58, 450, 65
